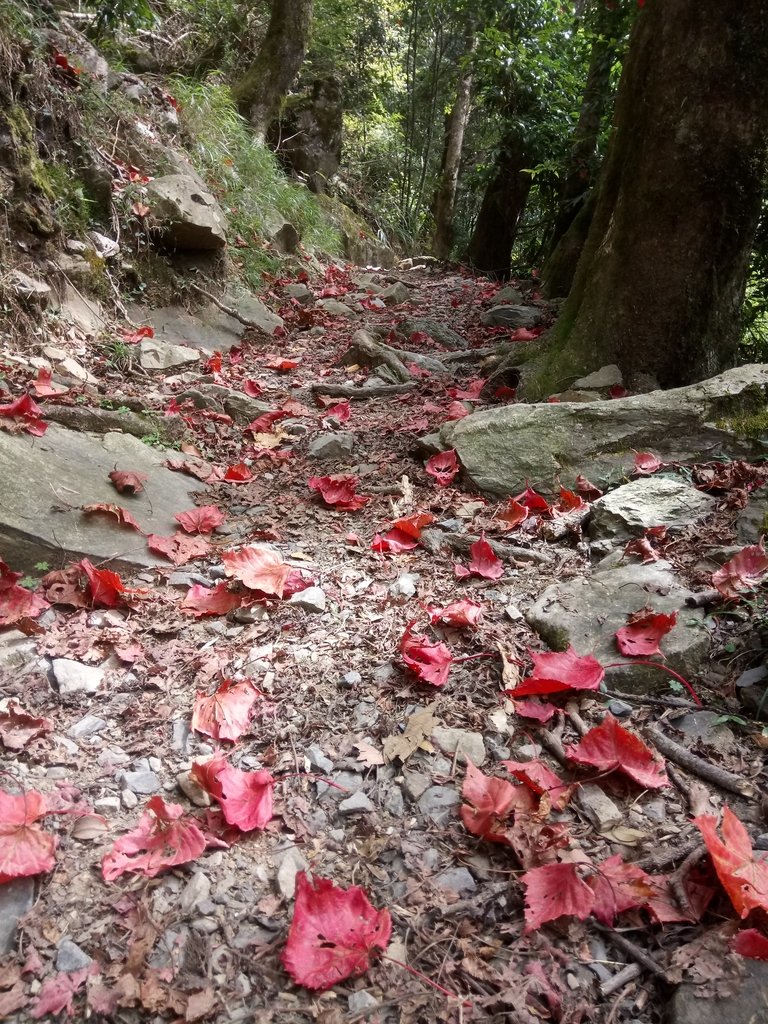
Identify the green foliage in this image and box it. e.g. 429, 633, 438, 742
170, 78, 341, 288
85, 0, 154, 39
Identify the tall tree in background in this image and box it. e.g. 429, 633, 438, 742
232, 0, 315, 139
431, 25, 475, 259
527, 0, 768, 394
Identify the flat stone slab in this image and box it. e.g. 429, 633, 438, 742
0, 425, 205, 572
525, 558, 709, 693
589, 477, 717, 542
441, 365, 768, 496
670, 961, 768, 1024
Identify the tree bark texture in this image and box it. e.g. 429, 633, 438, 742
534, 0, 768, 394
232, 0, 314, 140
466, 132, 532, 280
431, 35, 475, 259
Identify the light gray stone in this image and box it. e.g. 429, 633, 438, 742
395, 317, 466, 351
139, 338, 201, 371
9, 270, 51, 307
53, 659, 104, 696
180, 871, 211, 914
176, 770, 211, 807
319, 299, 357, 318
306, 744, 334, 773
94, 796, 120, 814
491, 285, 523, 305
434, 867, 476, 894
384, 785, 405, 817
380, 282, 410, 305
390, 573, 420, 598
670, 961, 768, 1024
441, 365, 768, 496
575, 783, 623, 832
288, 587, 326, 613
57, 357, 97, 384
525, 559, 709, 693
432, 728, 486, 766
0, 878, 34, 953
308, 433, 355, 459
0, 425, 205, 572
417, 786, 460, 825
403, 771, 431, 801
144, 174, 227, 250
121, 789, 138, 809
284, 283, 313, 303
671, 710, 735, 754
590, 477, 716, 541
339, 790, 374, 815
56, 939, 92, 972
276, 847, 309, 898
348, 991, 379, 1015
121, 771, 160, 795
572, 365, 623, 389
68, 715, 108, 739
735, 489, 768, 544
480, 304, 542, 328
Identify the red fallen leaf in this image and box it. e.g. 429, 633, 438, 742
101, 796, 206, 881
81, 503, 144, 533
80, 559, 126, 608
501, 759, 573, 811
308, 475, 370, 511
694, 806, 768, 917
455, 534, 504, 580
191, 679, 259, 742
264, 356, 300, 371
0, 393, 47, 436
447, 378, 485, 401
427, 599, 484, 628
246, 410, 289, 433
203, 351, 223, 375
0, 702, 54, 750
615, 609, 677, 656
588, 854, 655, 925
609, 384, 628, 398
0, 789, 56, 884
400, 620, 453, 687
32, 367, 67, 397
513, 699, 556, 723
131, 200, 150, 218
712, 543, 768, 599
510, 327, 539, 342
222, 545, 291, 597
516, 485, 550, 514
575, 474, 603, 500
445, 400, 469, 420
282, 569, 315, 599
461, 761, 536, 843
732, 929, 768, 960
547, 396, 561, 403
180, 582, 241, 616
425, 449, 459, 486
191, 757, 274, 831
281, 399, 312, 417
624, 535, 660, 563
496, 498, 529, 530
119, 325, 153, 345
31, 966, 95, 1019
146, 532, 210, 566
554, 487, 586, 513
321, 400, 351, 423
521, 862, 595, 932
174, 505, 226, 534
281, 872, 392, 991
243, 379, 264, 397
371, 529, 418, 554
494, 384, 517, 401
644, 871, 714, 924
0, 560, 49, 625
224, 462, 253, 482
506, 646, 604, 698
566, 715, 668, 789
108, 469, 148, 495
632, 451, 663, 475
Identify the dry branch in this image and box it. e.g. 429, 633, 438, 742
310, 382, 414, 399
189, 282, 269, 333
644, 724, 757, 799
420, 528, 552, 565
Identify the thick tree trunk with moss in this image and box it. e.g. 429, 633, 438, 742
529, 0, 768, 397
466, 133, 532, 280
232, 0, 314, 140
431, 34, 475, 260
541, 188, 596, 298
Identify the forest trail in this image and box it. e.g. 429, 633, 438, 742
1, 263, 767, 1024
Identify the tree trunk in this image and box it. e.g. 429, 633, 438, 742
232, 0, 314, 140
431, 34, 475, 260
540, 188, 597, 298
529, 0, 768, 396
466, 133, 532, 280
546, 2, 624, 256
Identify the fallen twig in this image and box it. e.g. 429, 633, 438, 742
538, 506, 591, 541
599, 963, 642, 998
643, 724, 756, 799
636, 837, 702, 873
685, 588, 723, 608
668, 843, 706, 917
310, 382, 415, 399
593, 923, 668, 983
420, 528, 552, 565
189, 282, 269, 333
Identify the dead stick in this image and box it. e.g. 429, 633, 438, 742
600, 964, 642, 998
666, 763, 697, 811
593, 923, 668, 983
420, 528, 551, 566
566, 702, 589, 737
636, 837, 701, 873
668, 844, 705, 917
189, 282, 269, 333
644, 724, 756, 799
310, 383, 414, 399
685, 589, 723, 608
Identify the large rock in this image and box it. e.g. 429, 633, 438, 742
525, 558, 709, 693
139, 338, 201, 371
440, 365, 768, 496
0, 425, 205, 572
395, 318, 467, 351
590, 477, 717, 542
481, 305, 542, 328
670, 960, 768, 1024
144, 174, 227, 250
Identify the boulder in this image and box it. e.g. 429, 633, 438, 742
144, 174, 227, 250
9, 270, 51, 308
735, 488, 768, 544
573, 364, 623, 389
395, 317, 467, 351
380, 282, 410, 306
480, 305, 542, 328
589, 477, 717, 542
525, 558, 709, 693
0, 425, 205, 572
319, 299, 357, 318
491, 285, 523, 305
670, 960, 768, 1024
139, 338, 201, 371
440, 365, 768, 496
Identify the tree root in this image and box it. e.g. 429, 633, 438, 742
310, 382, 414, 399
643, 724, 757, 799
420, 528, 553, 565
189, 282, 269, 334
339, 329, 449, 379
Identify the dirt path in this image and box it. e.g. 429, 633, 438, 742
0, 265, 765, 1024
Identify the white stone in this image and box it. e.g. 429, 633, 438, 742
53, 659, 104, 695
